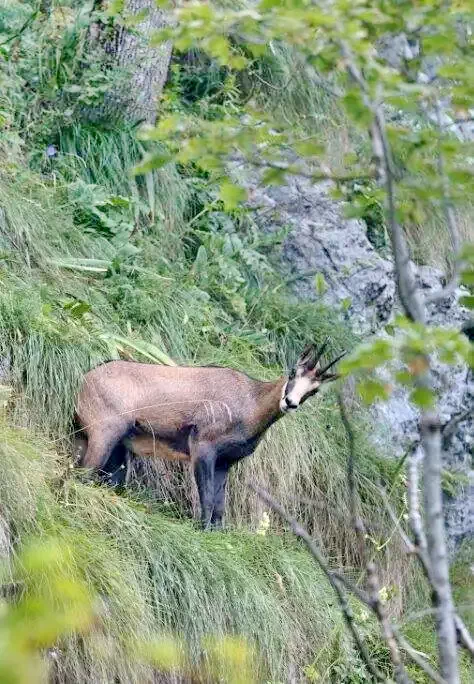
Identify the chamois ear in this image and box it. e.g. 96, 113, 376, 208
296, 344, 318, 371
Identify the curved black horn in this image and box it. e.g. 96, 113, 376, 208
317, 350, 346, 377
314, 337, 329, 365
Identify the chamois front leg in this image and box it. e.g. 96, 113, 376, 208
211, 463, 230, 530
191, 440, 217, 530
80, 419, 131, 475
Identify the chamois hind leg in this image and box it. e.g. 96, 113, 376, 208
190, 431, 216, 530
210, 463, 230, 530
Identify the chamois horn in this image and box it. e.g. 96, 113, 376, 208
317, 350, 347, 377
313, 337, 329, 365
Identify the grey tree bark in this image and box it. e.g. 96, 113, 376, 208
89, 0, 172, 124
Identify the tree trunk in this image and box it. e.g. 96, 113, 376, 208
88, 0, 172, 125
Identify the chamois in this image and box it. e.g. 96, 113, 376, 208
75, 341, 344, 528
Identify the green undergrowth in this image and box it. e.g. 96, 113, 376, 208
0, 122, 415, 680
401, 542, 474, 683
0, 156, 405, 576
0, 418, 361, 682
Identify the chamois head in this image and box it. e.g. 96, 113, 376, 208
280, 340, 345, 413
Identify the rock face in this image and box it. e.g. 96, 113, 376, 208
245, 176, 396, 335
247, 172, 473, 551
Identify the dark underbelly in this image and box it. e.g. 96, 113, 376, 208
132, 422, 261, 466
133, 422, 193, 454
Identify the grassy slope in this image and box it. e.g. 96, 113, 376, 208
0, 419, 349, 682
0, 131, 414, 680
3, 128, 471, 683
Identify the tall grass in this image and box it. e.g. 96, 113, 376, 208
0, 418, 358, 682
57, 123, 191, 256
0, 127, 410, 591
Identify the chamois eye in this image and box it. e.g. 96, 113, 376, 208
288, 368, 296, 380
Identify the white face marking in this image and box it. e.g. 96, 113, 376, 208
280, 373, 321, 413
280, 380, 290, 413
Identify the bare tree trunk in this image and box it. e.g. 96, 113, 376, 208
89, 0, 172, 124
342, 44, 462, 683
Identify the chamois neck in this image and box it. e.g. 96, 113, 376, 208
252, 376, 287, 433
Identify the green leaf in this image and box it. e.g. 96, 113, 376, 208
107, 0, 125, 15
395, 370, 413, 386
341, 297, 352, 312
314, 272, 327, 295
341, 339, 393, 374
132, 151, 172, 175
105, 335, 176, 366
294, 140, 324, 157
63, 300, 91, 319
410, 387, 435, 409
49, 258, 111, 273
219, 182, 247, 210
342, 90, 372, 127
107, 195, 130, 208
460, 295, 474, 310
206, 35, 231, 64
261, 166, 287, 186
460, 269, 474, 286
358, 379, 391, 405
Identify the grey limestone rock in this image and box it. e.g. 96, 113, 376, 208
244, 167, 472, 550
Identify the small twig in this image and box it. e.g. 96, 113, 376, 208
340, 42, 425, 324
425, 102, 461, 305
228, 155, 374, 183
378, 485, 414, 554
248, 483, 386, 682
407, 447, 428, 554
406, 447, 439, 587
442, 409, 473, 448
337, 392, 366, 537
401, 606, 473, 625
393, 627, 447, 684
366, 563, 411, 683
0, 4, 39, 48
251, 69, 294, 92
454, 615, 474, 660
390, 456, 474, 663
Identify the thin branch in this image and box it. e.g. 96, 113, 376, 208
442, 409, 473, 448
228, 155, 374, 183
331, 570, 373, 605
341, 41, 461, 682
366, 563, 411, 683
378, 484, 415, 554
425, 102, 461, 305
340, 43, 425, 324
407, 448, 429, 560
420, 413, 460, 682
250, 483, 457, 682
0, 4, 40, 48
248, 482, 386, 682
393, 628, 447, 684
454, 615, 474, 660
389, 456, 474, 662
337, 392, 366, 537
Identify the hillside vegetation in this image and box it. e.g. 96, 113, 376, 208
0, 2, 472, 682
